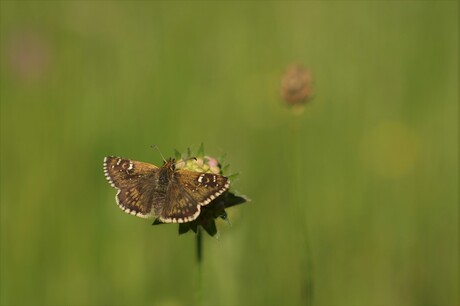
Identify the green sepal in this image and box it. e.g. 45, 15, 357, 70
223, 192, 248, 209
219, 153, 227, 165
179, 223, 191, 235
197, 143, 205, 159
174, 149, 181, 160
152, 218, 163, 225
189, 221, 198, 233
227, 172, 240, 181
221, 164, 230, 175
201, 220, 217, 236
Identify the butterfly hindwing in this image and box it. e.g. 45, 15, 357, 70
116, 183, 158, 218
158, 183, 200, 223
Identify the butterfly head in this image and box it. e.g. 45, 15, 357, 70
162, 158, 176, 170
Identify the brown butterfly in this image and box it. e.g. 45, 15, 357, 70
103, 156, 229, 223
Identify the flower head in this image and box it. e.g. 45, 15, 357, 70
153, 145, 247, 236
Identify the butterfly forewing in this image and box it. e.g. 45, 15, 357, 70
104, 156, 160, 218
176, 170, 229, 205
103, 156, 159, 188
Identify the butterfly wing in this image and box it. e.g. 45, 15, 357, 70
158, 170, 229, 223
176, 170, 230, 205
158, 183, 200, 223
103, 156, 158, 188
103, 156, 160, 218
115, 183, 161, 218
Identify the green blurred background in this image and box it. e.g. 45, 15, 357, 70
1, 1, 457, 306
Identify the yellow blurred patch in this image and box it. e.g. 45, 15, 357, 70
361, 121, 420, 178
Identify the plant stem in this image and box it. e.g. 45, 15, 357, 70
196, 226, 203, 306
196, 226, 203, 263
291, 116, 314, 305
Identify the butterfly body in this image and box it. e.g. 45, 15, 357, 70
103, 156, 229, 223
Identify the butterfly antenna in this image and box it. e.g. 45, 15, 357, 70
150, 144, 166, 162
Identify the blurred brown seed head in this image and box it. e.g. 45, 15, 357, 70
280, 64, 313, 106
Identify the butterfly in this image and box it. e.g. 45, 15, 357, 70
103, 156, 229, 223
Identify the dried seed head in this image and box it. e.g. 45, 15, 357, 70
280, 64, 313, 106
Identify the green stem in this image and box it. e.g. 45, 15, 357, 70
196, 226, 203, 306
291, 116, 314, 306
196, 226, 203, 263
